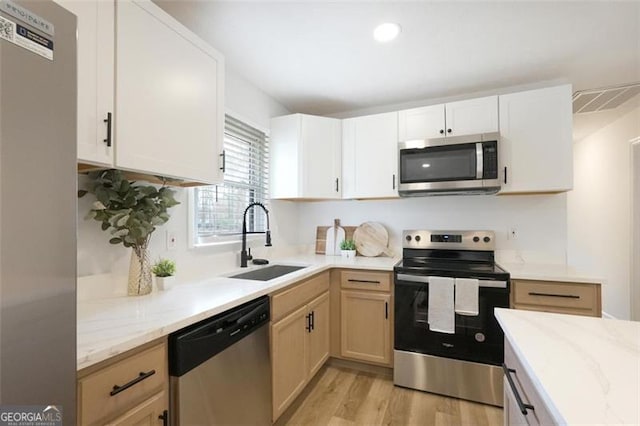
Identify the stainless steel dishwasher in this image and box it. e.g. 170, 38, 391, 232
169, 296, 271, 425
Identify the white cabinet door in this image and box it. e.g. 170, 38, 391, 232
398, 104, 445, 141
499, 85, 573, 194
270, 114, 341, 199
57, 0, 114, 166
503, 377, 529, 426
342, 112, 398, 199
445, 95, 498, 136
115, 0, 224, 184
301, 115, 342, 199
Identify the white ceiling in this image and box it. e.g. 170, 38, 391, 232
156, 1, 640, 116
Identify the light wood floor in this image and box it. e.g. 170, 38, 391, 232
278, 363, 503, 426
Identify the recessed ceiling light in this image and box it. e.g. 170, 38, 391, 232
373, 23, 401, 43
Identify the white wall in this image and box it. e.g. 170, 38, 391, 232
77, 67, 294, 284
297, 194, 568, 265
567, 106, 640, 319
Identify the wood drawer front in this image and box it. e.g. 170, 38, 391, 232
341, 270, 391, 292
512, 280, 600, 316
271, 271, 329, 322
78, 343, 167, 425
504, 339, 555, 426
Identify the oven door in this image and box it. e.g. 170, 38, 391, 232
394, 273, 509, 365
398, 136, 499, 194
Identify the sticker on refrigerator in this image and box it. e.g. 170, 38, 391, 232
0, 0, 55, 36
0, 15, 52, 60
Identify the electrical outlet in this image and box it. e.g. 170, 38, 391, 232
166, 230, 177, 250
508, 227, 518, 240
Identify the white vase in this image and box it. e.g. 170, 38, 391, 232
156, 276, 175, 291
341, 250, 356, 258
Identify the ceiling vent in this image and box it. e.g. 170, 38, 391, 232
573, 82, 640, 114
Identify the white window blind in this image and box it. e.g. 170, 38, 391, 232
194, 115, 269, 243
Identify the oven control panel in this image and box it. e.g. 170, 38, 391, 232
402, 230, 495, 251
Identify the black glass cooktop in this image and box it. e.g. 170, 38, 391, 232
394, 251, 510, 281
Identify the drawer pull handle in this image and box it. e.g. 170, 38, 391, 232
110, 370, 156, 396
347, 279, 381, 284
528, 292, 580, 299
502, 364, 534, 415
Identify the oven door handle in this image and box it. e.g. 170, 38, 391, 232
476, 142, 484, 179
395, 273, 507, 289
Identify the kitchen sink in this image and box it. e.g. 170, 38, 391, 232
228, 265, 307, 281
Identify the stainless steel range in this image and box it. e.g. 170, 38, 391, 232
393, 230, 510, 406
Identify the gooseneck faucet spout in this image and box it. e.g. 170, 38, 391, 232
241, 202, 272, 267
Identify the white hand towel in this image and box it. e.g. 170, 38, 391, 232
455, 278, 479, 316
427, 276, 455, 334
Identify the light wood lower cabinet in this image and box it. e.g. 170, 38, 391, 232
334, 270, 393, 367
107, 391, 168, 426
271, 275, 330, 422
308, 292, 330, 377
340, 290, 391, 365
511, 279, 602, 317
77, 340, 169, 425
271, 305, 309, 421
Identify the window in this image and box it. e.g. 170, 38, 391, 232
193, 115, 269, 244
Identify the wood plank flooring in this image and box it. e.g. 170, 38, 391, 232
278, 364, 503, 426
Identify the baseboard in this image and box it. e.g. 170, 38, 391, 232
327, 357, 393, 378
601, 311, 616, 319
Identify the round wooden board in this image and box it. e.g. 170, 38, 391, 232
353, 222, 389, 257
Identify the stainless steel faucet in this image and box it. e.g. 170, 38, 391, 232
241, 202, 272, 267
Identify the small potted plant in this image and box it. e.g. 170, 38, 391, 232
152, 258, 176, 291
340, 239, 357, 258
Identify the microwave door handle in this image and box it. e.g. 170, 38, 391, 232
476, 143, 484, 179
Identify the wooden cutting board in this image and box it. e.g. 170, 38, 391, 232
353, 222, 391, 257
315, 225, 357, 254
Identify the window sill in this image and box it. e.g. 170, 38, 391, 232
191, 234, 264, 249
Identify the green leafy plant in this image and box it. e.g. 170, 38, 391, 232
78, 169, 180, 249
340, 239, 356, 251
152, 258, 176, 277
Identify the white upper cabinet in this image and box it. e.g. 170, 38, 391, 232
398, 104, 444, 141
57, 0, 114, 166
270, 114, 341, 199
498, 85, 573, 194
342, 112, 399, 199
66, 0, 224, 184
398, 96, 498, 141
445, 96, 499, 136
115, 0, 224, 184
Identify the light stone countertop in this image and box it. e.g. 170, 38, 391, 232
495, 308, 640, 425
498, 262, 605, 284
77, 254, 399, 370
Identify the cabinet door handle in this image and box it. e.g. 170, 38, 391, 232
305, 313, 311, 332
502, 364, 534, 415
347, 279, 380, 284
385, 301, 388, 319
158, 409, 168, 426
439, 129, 444, 134
103, 112, 112, 147
447, 128, 452, 134
504, 166, 508, 184
110, 370, 156, 396
528, 292, 580, 299
220, 150, 226, 172
310, 310, 315, 331
392, 174, 396, 190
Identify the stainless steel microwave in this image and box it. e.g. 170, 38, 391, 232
398, 132, 501, 196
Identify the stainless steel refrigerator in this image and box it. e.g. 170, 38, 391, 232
0, 0, 76, 423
